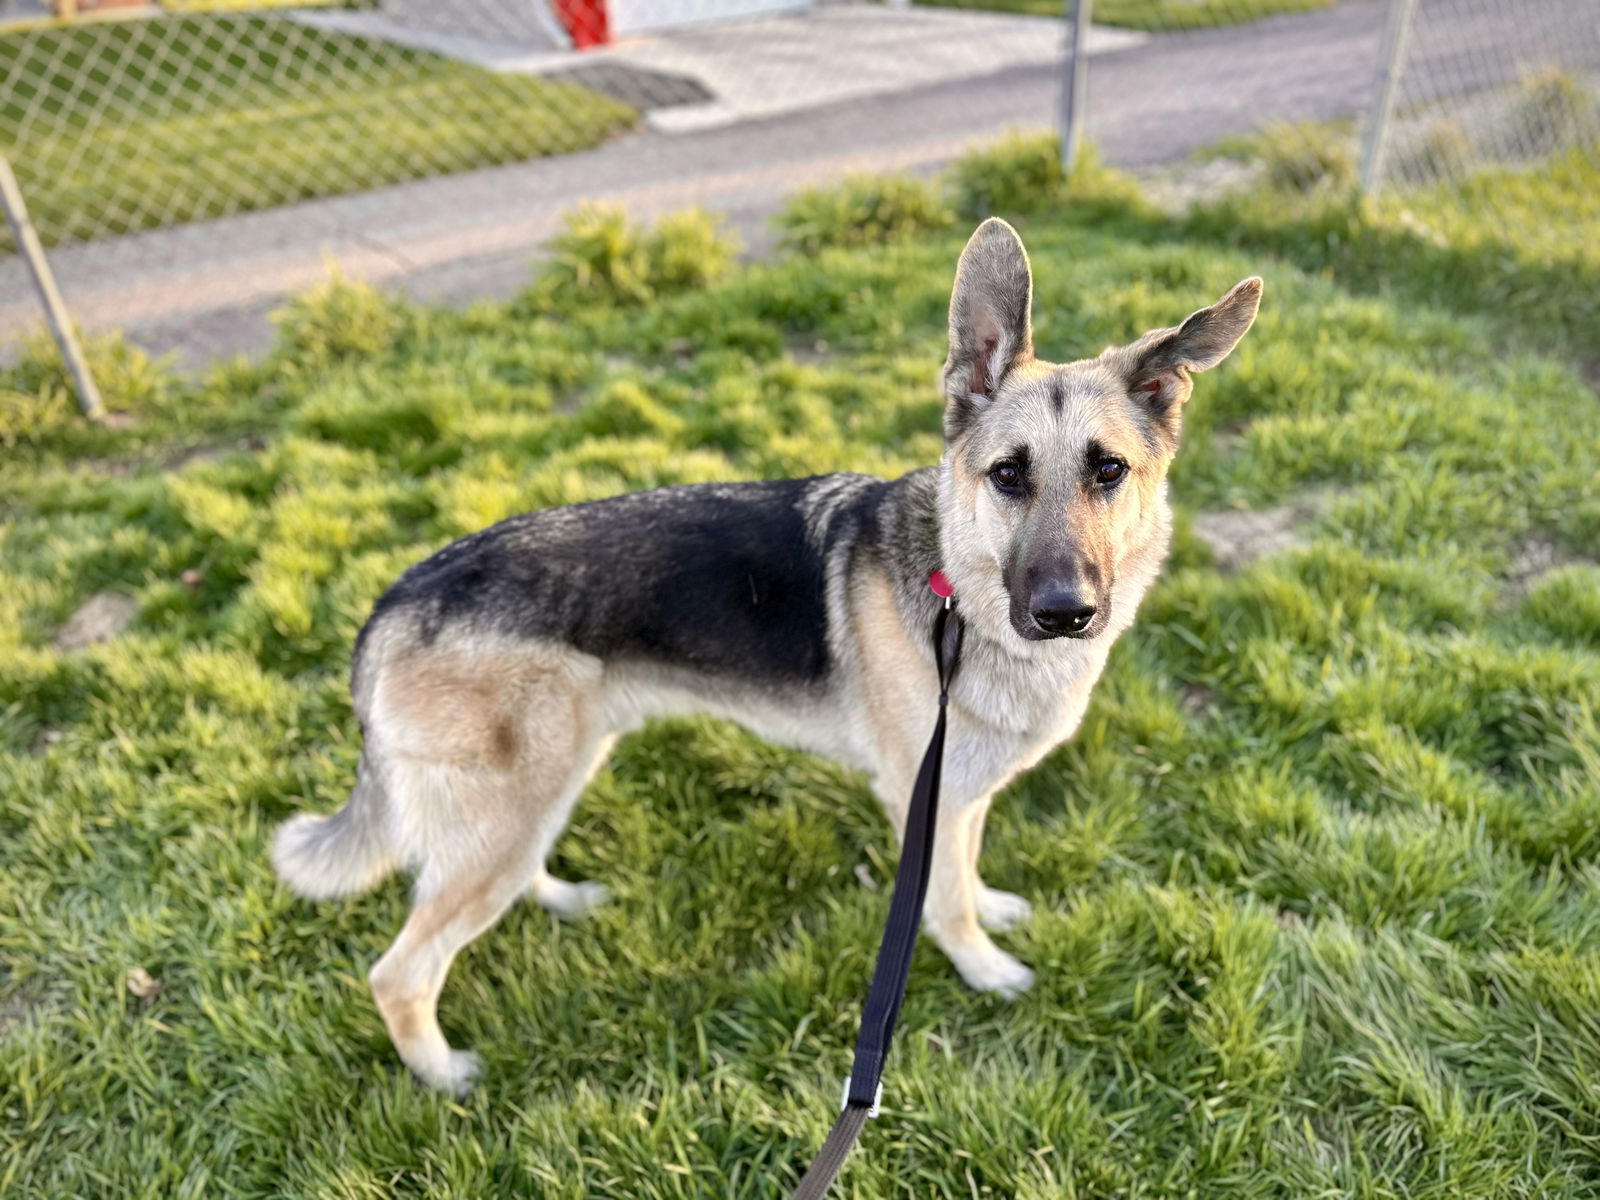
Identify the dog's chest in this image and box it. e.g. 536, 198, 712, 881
944, 640, 1108, 796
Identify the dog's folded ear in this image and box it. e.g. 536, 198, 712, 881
942, 218, 1034, 438
1122, 277, 1263, 420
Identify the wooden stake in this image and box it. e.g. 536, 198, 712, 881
0, 153, 106, 422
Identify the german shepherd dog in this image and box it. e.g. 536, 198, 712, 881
274, 218, 1261, 1095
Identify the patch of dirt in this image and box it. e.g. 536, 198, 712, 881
1208, 419, 1252, 460
77, 432, 267, 480
0, 978, 61, 1041
163, 433, 267, 473
1192, 505, 1307, 571
53, 592, 138, 652
787, 337, 837, 367
1179, 683, 1219, 715
1503, 535, 1597, 603
0, 993, 36, 1039
1580, 357, 1600, 397
1191, 490, 1345, 572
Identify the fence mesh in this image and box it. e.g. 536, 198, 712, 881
1369, 0, 1600, 190
1, 0, 1595, 363
1068, 0, 1599, 204
0, 1, 704, 250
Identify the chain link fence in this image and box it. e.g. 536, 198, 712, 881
0, 0, 1086, 256
0, 0, 715, 250
1, 0, 1595, 375
1362, 0, 1600, 189
1061, 0, 1599, 198
0, 0, 1083, 365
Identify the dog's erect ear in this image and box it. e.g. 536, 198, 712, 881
942, 218, 1034, 437
1124, 277, 1263, 422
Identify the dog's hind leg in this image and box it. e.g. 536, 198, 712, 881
526, 733, 618, 920
368, 736, 610, 1094
365, 649, 606, 1094
367, 777, 539, 1096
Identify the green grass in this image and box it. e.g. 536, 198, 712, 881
3, 151, 1600, 1197
1185, 144, 1600, 355
914, 0, 1334, 31
0, 14, 635, 247
773, 173, 955, 256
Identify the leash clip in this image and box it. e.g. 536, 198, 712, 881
840, 1076, 882, 1118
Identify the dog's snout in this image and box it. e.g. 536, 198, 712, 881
1007, 557, 1108, 642
1029, 581, 1097, 636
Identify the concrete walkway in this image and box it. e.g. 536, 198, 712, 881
570, 7, 1142, 132
291, 5, 1144, 133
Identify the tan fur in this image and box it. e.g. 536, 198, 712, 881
377, 643, 595, 771
382, 654, 526, 769
850, 567, 930, 795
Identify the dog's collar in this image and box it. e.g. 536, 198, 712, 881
928, 570, 953, 599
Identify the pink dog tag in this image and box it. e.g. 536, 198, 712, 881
928, 570, 953, 598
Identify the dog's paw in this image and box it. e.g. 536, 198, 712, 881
531, 874, 610, 921
949, 943, 1036, 999
976, 887, 1033, 932
411, 1047, 482, 1096
438, 1049, 482, 1098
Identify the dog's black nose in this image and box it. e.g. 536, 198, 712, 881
1030, 584, 1097, 636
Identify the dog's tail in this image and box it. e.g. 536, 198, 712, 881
272, 757, 397, 900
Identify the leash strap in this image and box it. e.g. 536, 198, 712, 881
791, 598, 964, 1200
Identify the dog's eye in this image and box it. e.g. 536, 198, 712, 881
1095, 459, 1127, 486
990, 461, 1024, 492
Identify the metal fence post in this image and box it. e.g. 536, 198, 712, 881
0, 154, 104, 422
1359, 0, 1421, 193
1060, 0, 1094, 174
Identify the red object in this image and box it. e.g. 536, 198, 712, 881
552, 0, 609, 48
928, 570, 953, 599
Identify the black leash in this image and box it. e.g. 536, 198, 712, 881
791, 590, 964, 1199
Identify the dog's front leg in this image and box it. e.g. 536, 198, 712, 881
922, 798, 1036, 998
874, 775, 1035, 999
964, 794, 1033, 933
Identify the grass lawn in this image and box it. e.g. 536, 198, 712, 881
2, 150, 1599, 1196
1185, 146, 1600, 355
0, 13, 635, 248
914, 0, 1336, 31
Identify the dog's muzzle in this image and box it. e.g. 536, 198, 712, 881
1009, 577, 1108, 641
